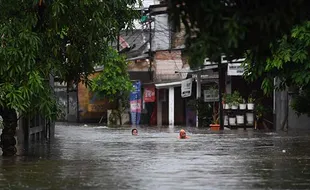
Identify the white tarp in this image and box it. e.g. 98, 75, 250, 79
181, 78, 192, 98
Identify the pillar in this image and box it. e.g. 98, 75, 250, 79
157, 89, 163, 126
196, 73, 201, 127
169, 87, 174, 125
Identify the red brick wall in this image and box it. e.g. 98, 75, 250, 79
154, 50, 182, 60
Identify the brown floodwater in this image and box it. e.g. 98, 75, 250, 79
1, 123, 310, 190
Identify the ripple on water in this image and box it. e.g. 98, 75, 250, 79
1, 124, 310, 190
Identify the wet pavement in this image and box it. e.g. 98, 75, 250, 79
1, 123, 310, 190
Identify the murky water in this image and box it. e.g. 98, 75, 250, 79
1, 123, 310, 190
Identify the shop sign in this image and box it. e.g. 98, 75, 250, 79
181, 78, 192, 98
204, 89, 219, 102
227, 63, 244, 76
144, 86, 156, 102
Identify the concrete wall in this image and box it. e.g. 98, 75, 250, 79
154, 50, 183, 82
153, 14, 170, 51
288, 94, 310, 129
275, 91, 288, 130
78, 72, 116, 123
275, 90, 310, 130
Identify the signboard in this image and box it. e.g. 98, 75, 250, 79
130, 81, 141, 125
227, 63, 244, 76
204, 89, 219, 102
181, 78, 193, 98
143, 86, 156, 102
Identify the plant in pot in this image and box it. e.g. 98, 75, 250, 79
236, 97, 246, 125
230, 91, 240, 110
239, 97, 246, 110
209, 102, 220, 130
222, 93, 230, 110
245, 96, 255, 125
223, 93, 231, 109
247, 95, 255, 110
236, 97, 245, 125
228, 115, 236, 126
236, 114, 245, 125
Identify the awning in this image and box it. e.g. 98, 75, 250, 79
155, 81, 182, 89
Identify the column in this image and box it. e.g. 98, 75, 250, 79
157, 89, 162, 126
169, 87, 174, 125
196, 73, 201, 127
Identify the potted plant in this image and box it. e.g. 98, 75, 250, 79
246, 96, 255, 125
224, 115, 228, 126
246, 112, 254, 125
236, 114, 245, 125
239, 98, 246, 110
228, 116, 236, 126
231, 91, 240, 109
223, 93, 231, 109
247, 95, 255, 110
210, 102, 220, 130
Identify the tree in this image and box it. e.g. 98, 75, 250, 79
90, 47, 133, 125
0, 0, 138, 156
244, 21, 310, 116
169, 0, 310, 65
168, 0, 310, 117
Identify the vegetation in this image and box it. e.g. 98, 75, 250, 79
168, 0, 310, 116
187, 98, 213, 127
90, 47, 133, 125
211, 102, 219, 125
0, 0, 138, 156
245, 21, 310, 116
223, 91, 242, 107
90, 47, 133, 102
247, 95, 255, 104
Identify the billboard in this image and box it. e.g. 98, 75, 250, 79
130, 81, 141, 125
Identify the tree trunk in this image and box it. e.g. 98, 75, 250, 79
0, 107, 17, 156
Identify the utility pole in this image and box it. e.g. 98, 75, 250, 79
218, 57, 224, 130
148, 13, 153, 81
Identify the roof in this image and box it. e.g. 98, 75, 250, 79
115, 30, 150, 59
155, 81, 182, 89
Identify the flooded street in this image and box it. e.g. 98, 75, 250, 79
1, 123, 310, 189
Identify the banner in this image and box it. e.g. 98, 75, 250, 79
143, 85, 156, 102
130, 81, 141, 125
181, 78, 192, 98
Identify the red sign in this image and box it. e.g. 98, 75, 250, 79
144, 86, 156, 102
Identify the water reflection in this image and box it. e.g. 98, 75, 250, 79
0, 123, 310, 189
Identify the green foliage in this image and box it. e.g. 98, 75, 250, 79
169, 0, 310, 66
169, 0, 310, 116
247, 95, 255, 104
245, 21, 310, 115
90, 47, 133, 125
291, 87, 310, 116
224, 91, 242, 106
0, 0, 138, 120
187, 98, 212, 127
90, 47, 133, 101
245, 21, 310, 93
